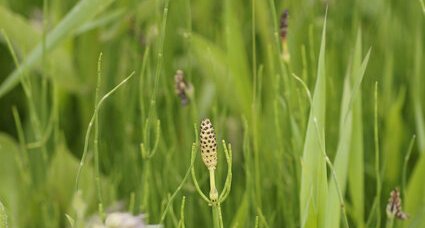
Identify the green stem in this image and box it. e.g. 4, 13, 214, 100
75, 72, 134, 191
374, 82, 381, 227
209, 169, 218, 202
402, 135, 416, 200
190, 142, 210, 203
159, 162, 192, 223
94, 52, 105, 220
212, 204, 222, 228
385, 217, 394, 228
141, 160, 151, 212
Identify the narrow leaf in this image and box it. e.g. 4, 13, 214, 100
0, 0, 116, 97
300, 10, 328, 228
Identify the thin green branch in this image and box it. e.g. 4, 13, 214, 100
219, 142, 232, 202
75, 71, 135, 191
190, 142, 210, 203
94, 52, 105, 220
160, 159, 192, 223
177, 196, 186, 228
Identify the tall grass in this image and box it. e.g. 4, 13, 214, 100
0, 0, 424, 227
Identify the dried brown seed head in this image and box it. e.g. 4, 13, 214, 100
175, 70, 189, 106
280, 9, 289, 41
200, 119, 217, 170
386, 188, 408, 220
279, 9, 290, 63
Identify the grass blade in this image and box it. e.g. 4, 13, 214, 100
348, 31, 366, 228
325, 72, 353, 228
0, 6, 78, 92
300, 9, 328, 228
326, 30, 371, 228
405, 153, 425, 228
0, 0, 116, 98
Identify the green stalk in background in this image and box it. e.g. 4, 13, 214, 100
374, 82, 382, 227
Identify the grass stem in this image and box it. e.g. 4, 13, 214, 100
374, 81, 382, 227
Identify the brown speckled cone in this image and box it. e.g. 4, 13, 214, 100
387, 188, 408, 220
174, 70, 189, 106
200, 119, 217, 170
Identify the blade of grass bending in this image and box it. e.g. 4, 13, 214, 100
160, 136, 196, 224
75, 72, 135, 191
74, 8, 125, 35
313, 116, 349, 228
3, 29, 49, 167
160, 162, 192, 223
300, 8, 328, 228
0, 6, 77, 91
0, 0, 116, 98
190, 126, 209, 203
12, 107, 32, 187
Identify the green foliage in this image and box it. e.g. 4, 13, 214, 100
0, 0, 424, 227
300, 12, 328, 228
0, 200, 6, 228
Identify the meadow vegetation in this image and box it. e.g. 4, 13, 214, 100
0, 0, 425, 227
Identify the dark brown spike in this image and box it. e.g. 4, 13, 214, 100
280, 9, 289, 40
386, 187, 408, 220
174, 69, 190, 106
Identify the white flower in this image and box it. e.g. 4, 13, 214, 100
105, 212, 145, 228
86, 212, 163, 228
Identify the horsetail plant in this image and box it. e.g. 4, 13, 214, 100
200, 119, 219, 202
191, 119, 232, 228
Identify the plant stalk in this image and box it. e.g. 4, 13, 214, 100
385, 217, 394, 228
209, 169, 218, 202
212, 205, 221, 228
209, 168, 222, 228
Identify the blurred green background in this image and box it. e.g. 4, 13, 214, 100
0, 0, 424, 227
